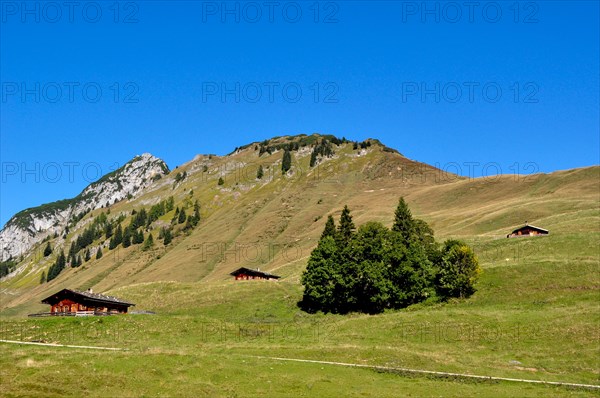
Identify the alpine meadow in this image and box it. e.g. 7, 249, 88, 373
2, 1, 599, 396
1, 135, 598, 397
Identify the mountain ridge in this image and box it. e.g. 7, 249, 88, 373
0, 133, 598, 316
0, 134, 446, 290
0, 153, 170, 262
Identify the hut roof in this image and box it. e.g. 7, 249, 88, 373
510, 224, 549, 234
41, 288, 135, 307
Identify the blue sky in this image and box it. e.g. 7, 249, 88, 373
1, 1, 599, 227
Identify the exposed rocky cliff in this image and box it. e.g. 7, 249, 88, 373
0, 154, 169, 261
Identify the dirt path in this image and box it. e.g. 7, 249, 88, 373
0, 339, 126, 351
251, 355, 600, 390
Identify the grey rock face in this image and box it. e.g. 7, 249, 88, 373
0, 153, 169, 262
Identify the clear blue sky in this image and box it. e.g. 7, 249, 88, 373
1, 1, 599, 228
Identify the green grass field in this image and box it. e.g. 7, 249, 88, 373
1, 141, 598, 396
1, 231, 598, 396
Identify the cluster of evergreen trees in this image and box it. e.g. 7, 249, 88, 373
106, 197, 177, 250
282, 138, 336, 174
174, 171, 187, 183
159, 227, 172, 245
68, 242, 83, 268
258, 140, 300, 156
171, 200, 200, 231
46, 251, 66, 282
257, 135, 349, 158
68, 213, 108, 256
148, 197, 175, 225
40, 195, 199, 283
255, 136, 346, 174
68, 209, 90, 228
58, 213, 112, 269
352, 140, 372, 150
300, 198, 480, 314
309, 139, 335, 167
0, 259, 17, 278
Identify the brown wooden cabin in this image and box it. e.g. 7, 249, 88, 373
230, 267, 280, 281
507, 223, 549, 238
37, 288, 134, 316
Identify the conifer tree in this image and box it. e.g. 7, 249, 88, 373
40, 271, 46, 284
132, 229, 144, 245
337, 205, 356, 244
142, 233, 154, 251
96, 247, 103, 260
70, 252, 82, 268
282, 149, 292, 174
309, 149, 318, 167
184, 217, 193, 231
84, 248, 91, 262
257, 165, 264, 179
46, 251, 66, 282
43, 242, 52, 257
122, 227, 132, 248
172, 207, 180, 224
68, 241, 77, 257
105, 222, 113, 239
163, 229, 172, 245
300, 234, 339, 313
166, 196, 175, 212
114, 224, 123, 246
191, 200, 201, 226
57, 250, 66, 268
178, 208, 187, 224
392, 197, 415, 244
321, 215, 337, 240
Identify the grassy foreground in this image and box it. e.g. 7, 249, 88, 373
1, 345, 596, 397
1, 231, 599, 397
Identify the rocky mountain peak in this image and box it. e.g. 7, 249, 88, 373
0, 153, 170, 262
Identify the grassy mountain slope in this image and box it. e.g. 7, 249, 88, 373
0, 135, 598, 396
1, 135, 457, 312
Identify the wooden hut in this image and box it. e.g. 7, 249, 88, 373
230, 267, 280, 281
36, 288, 134, 316
507, 223, 549, 238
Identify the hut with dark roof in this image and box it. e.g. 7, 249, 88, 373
36, 288, 135, 316
507, 223, 549, 238
230, 267, 280, 281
